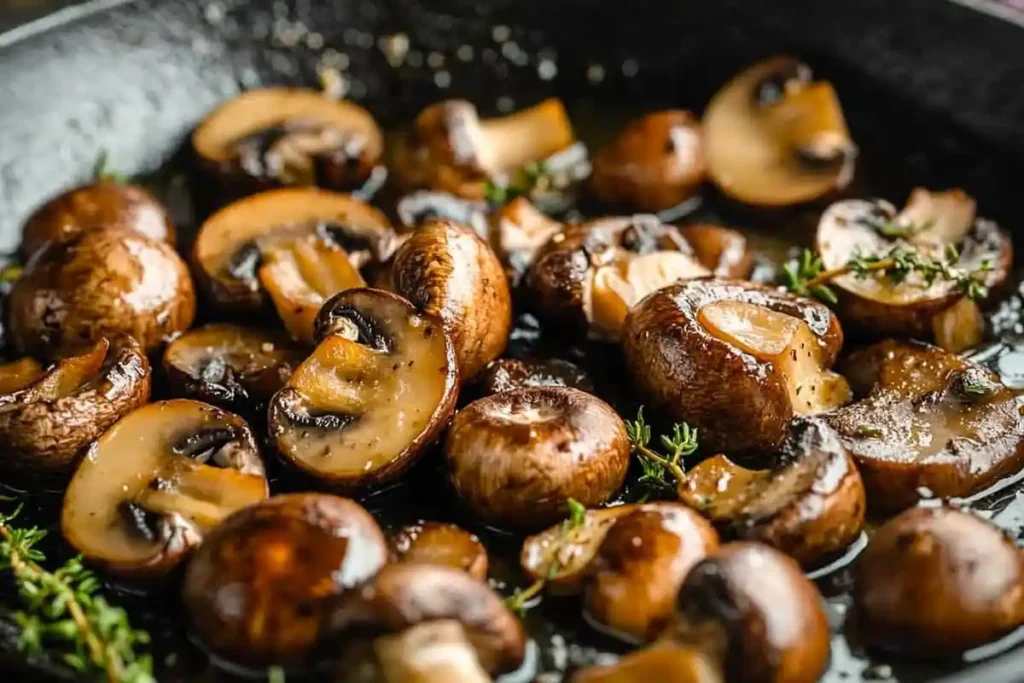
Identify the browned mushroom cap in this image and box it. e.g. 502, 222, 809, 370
8, 228, 195, 358
390, 219, 512, 380
21, 181, 175, 260
487, 196, 564, 284
162, 324, 306, 417
389, 522, 488, 581
182, 493, 386, 666
0, 337, 150, 486
269, 288, 458, 489
192, 188, 395, 312
826, 340, 1024, 512
816, 190, 1012, 350
326, 563, 526, 681
446, 387, 630, 530
678, 224, 754, 279
572, 644, 722, 683
62, 399, 267, 579
476, 357, 594, 397
623, 279, 848, 455
855, 505, 1024, 655
679, 418, 865, 567
667, 542, 831, 683
704, 56, 856, 207
584, 502, 720, 643
193, 88, 384, 194
591, 111, 706, 213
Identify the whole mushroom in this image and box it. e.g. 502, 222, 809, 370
389, 522, 489, 581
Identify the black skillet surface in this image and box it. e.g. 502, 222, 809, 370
3, 1, 1024, 682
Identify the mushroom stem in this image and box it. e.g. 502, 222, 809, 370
481, 99, 573, 176
373, 620, 493, 683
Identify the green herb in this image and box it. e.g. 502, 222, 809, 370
0, 264, 22, 285
955, 370, 998, 400
93, 151, 131, 185
625, 407, 697, 498
268, 666, 286, 683
875, 219, 932, 239
483, 160, 550, 206
0, 507, 153, 683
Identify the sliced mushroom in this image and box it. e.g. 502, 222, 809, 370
826, 340, 1024, 512
162, 323, 306, 417
573, 644, 721, 683
182, 493, 386, 666
8, 228, 195, 357
487, 197, 564, 284
193, 88, 384, 195
623, 279, 849, 455
269, 288, 458, 488
476, 357, 594, 397
390, 219, 512, 380
389, 522, 488, 581
0, 337, 150, 486
704, 56, 856, 207
855, 505, 1024, 655
192, 188, 395, 312
62, 399, 267, 579
446, 387, 630, 530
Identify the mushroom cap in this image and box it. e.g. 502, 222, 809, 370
678, 224, 754, 279
476, 357, 594, 397
183, 493, 387, 666
572, 644, 721, 683
446, 387, 631, 529
389, 522, 489, 581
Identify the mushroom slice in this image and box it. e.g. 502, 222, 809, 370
62, 399, 267, 579
855, 505, 1024, 655
590, 110, 706, 213
269, 288, 458, 488
816, 190, 1011, 346
476, 357, 594, 397
623, 279, 848, 455
327, 563, 526, 682
826, 340, 1024, 512
573, 644, 721, 683
679, 418, 865, 567
389, 522, 488, 581
704, 56, 856, 207
446, 387, 630, 530
192, 188, 395, 312
162, 323, 306, 417
0, 338, 150, 486
584, 502, 720, 643
183, 493, 387, 666
193, 88, 384, 195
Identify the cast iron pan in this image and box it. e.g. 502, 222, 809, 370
2, 1, 1024, 681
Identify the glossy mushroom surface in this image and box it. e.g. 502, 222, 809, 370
487, 196, 564, 284
389, 522, 488, 581
573, 645, 721, 683
476, 357, 594, 397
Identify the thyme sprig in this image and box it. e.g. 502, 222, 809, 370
483, 160, 550, 206
875, 219, 933, 239
93, 150, 131, 185
0, 263, 22, 286
625, 407, 698, 497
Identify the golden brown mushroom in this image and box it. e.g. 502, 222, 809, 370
476, 357, 594, 397
389, 522, 488, 581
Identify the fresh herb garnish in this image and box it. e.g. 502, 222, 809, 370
0, 263, 22, 285
954, 369, 999, 400
268, 665, 286, 683
483, 160, 550, 206
875, 219, 932, 239
93, 150, 131, 185
625, 407, 698, 498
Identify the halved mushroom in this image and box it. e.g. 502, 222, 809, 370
326, 563, 526, 683
446, 387, 630, 530
590, 110, 706, 213
269, 288, 458, 488
389, 522, 488, 581
390, 219, 512, 380
476, 357, 594, 397
816, 189, 1012, 348
0, 337, 150, 486
62, 399, 267, 579
623, 279, 849, 455
21, 181, 175, 260
8, 228, 195, 357
826, 340, 1024, 512
192, 188, 395, 312
162, 323, 306, 417
678, 418, 865, 567
193, 88, 384, 195
573, 644, 721, 683
182, 493, 387, 666
704, 56, 856, 207
855, 505, 1024, 655
487, 197, 564, 284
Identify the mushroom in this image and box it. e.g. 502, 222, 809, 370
326, 563, 526, 683
193, 88, 384, 195
8, 228, 195, 357
677, 224, 754, 279
268, 288, 458, 489
854, 505, 1024, 655
678, 418, 865, 567
62, 399, 267, 579
182, 493, 387, 666
20, 181, 175, 260
476, 357, 594, 397
826, 340, 1024, 512
573, 644, 721, 683
192, 188, 395, 312
622, 279, 849, 455
162, 323, 306, 418
395, 191, 489, 237
446, 387, 630, 530
590, 110, 706, 213
487, 196, 564, 284
815, 189, 1012, 349
0, 337, 150, 486
703, 56, 856, 207
389, 522, 488, 581
390, 218, 512, 380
